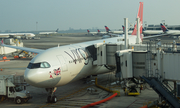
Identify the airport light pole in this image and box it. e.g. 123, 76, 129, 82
36, 22, 38, 33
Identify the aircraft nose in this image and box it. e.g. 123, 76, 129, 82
24, 69, 37, 86
24, 68, 61, 88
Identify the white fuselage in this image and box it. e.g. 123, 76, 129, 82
109, 31, 124, 34
24, 36, 138, 88
39, 32, 57, 35
165, 30, 180, 36
143, 30, 163, 35
87, 32, 98, 35
0, 33, 35, 38
98, 32, 107, 35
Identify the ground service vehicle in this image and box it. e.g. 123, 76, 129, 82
0, 75, 32, 104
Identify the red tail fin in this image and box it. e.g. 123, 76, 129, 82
160, 23, 168, 32
87, 29, 90, 33
1, 39, 4, 45
122, 25, 125, 32
131, 2, 143, 35
105, 26, 110, 32
97, 29, 100, 33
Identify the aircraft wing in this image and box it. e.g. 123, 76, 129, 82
143, 34, 168, 39
1, 43, 44, 54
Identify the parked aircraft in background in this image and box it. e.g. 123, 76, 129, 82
122, 25, 133, 35
39, 28, 59, 35
142, 28, 163, 36
160, 23, 180, 36
1, 2, 165, 103
97, 29, 107, 35
87, 29, 98, 35
0, 33, 35, 39
104, 26, 124, 34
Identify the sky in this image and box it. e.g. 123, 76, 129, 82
0, 0, 180, 32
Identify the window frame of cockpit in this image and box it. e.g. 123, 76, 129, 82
27, 62, 51, 69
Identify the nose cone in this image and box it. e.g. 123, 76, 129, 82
24, 68, 38, 87
24, 68, 61, 88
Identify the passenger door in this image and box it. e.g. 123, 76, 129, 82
56, 55, 68, 72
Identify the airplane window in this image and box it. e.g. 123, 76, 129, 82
27, 62, 50, 69
40, 63, 45, 68
43, 62, 50, 68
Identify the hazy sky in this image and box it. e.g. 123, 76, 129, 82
0, 0, 180, 31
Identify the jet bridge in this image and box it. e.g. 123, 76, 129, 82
89, 42, 180, 81
91, 43, 149, 79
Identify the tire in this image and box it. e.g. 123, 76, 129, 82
52, 96, 57, 103
15, 97, 22, 104
47, 96, 52, 103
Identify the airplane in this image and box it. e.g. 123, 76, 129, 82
142, 28, 163, 36
0, 2, 165, 103
39, 28, 59, 35
87, 29, 98, 36
122, 25, 133, 35
160, 23, 180, 36
104, 26, 124, 34
97, 29, 107, 35
0, 33, 35, 39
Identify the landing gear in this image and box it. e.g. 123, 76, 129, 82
46, 87, 57, 103
47, 96, 57, 103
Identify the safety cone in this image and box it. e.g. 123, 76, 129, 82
1, 68, 2, 71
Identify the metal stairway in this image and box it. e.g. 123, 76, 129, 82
141, 76, 180, 108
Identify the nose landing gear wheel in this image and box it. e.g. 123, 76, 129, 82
52, 96, 57, 103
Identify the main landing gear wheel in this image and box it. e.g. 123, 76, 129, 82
47, 96, 57, 103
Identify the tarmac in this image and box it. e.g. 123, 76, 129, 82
0, 33, 176, 108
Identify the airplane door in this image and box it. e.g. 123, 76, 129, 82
56, 55, 68, 72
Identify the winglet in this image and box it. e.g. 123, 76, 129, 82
160, 23, 168, 32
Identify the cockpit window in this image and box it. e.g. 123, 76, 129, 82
27, 62, 51, 69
